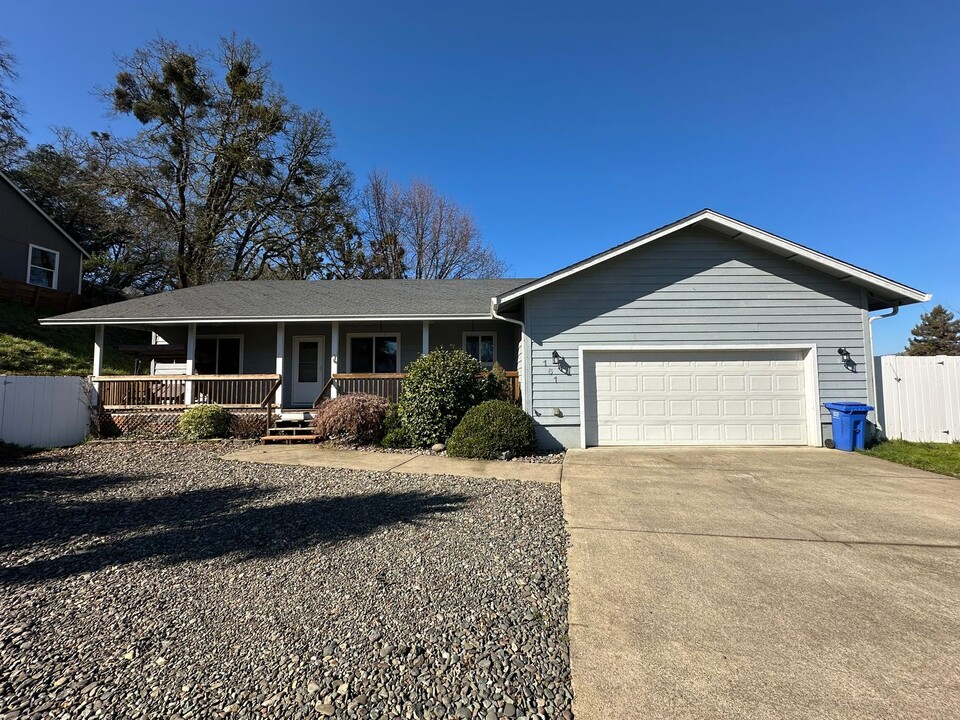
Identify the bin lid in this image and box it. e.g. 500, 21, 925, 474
823, 402, 874, 413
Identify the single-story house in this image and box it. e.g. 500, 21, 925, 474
40, 209, 929, 449
0, 170, 89, 295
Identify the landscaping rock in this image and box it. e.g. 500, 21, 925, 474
0, 442, 571, 717
431, 443, 446, 453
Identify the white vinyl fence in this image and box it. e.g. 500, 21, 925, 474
875, 356, 960, 443
0, 375, 91, 447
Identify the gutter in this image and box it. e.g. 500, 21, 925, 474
491, 297, 531, 414
867, 302, 900, 435
38, 313, 495, 326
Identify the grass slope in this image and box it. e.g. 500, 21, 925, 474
0, 302, 139, 376
862, 440, 960, 479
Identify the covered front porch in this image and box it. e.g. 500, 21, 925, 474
93, 317, 522, 414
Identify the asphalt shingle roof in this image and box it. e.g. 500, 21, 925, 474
43, 279, 533, 325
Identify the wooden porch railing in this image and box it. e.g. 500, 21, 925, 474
316, 371, 520, 406
93, 374, 282, 410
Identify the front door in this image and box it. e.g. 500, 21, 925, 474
291, 336, 324, 406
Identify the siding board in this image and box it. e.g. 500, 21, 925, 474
524, 227, 869, 433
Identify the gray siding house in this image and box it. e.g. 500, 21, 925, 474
41, 209, 928, 448
0, 171, 89, 295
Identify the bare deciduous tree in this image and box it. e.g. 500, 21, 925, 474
358, 170, 506, 279
0, 38, 26, 168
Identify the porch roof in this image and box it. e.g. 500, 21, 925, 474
39, 278, 533, 326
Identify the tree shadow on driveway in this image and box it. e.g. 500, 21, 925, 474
0, 465, 469, 585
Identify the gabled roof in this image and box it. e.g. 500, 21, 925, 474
494, 209, 930, 311
0, 170, 91, 258
39, 278, 534, 326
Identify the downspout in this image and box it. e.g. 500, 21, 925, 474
491, 297, 530, 414
868, 301, 899, 436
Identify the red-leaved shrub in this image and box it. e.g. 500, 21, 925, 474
312, 393, 390, 445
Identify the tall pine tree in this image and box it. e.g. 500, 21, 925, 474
904, 305, 960, 356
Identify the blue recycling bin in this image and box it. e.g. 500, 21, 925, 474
824, 402, 874, 451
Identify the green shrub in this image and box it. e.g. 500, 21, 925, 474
482, 361, 514, 403
398, 347, 486, 447
447, 400, 536, 459
178, 404, 232, 441
379, 403, 411, 448
381, 427, 412, 448
313, 393, 389, 445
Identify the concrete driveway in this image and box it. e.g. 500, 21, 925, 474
562, 447, 960, 720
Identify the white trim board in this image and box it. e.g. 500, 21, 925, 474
495, 209, 929, 306
576, 343, 822, 449
39, 314, 494, 326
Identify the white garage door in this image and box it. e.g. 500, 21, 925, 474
584, 349, 810, 446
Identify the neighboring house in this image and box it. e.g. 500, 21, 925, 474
0, 171, 89, 295
40, 209, 929, 449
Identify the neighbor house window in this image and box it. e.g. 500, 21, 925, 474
348, 334, 399, 373
463, 333, 496, 367
27, 244, 59, 289
195, 336, 242, 374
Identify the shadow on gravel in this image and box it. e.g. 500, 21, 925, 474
0, 466, 468, 584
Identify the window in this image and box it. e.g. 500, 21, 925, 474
348, 334, 399, 373
463, 333, 496, 367
195, 336, 242, 374
27, 244, 59, 289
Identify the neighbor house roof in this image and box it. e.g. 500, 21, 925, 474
494, 209, 930, 311
0, 170, 91, 259
39, 278, 533, 325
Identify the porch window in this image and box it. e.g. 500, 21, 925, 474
27, 244, 59, 289
196, 336, 242, 374
463, 333, 496, 367
349, 334, 399, 373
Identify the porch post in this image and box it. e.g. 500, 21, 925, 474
275, 322, 284, 405
330, 321, 339, 398
422, 320, 430, 356
185, 323, 196, 405
92, 324, 104, 407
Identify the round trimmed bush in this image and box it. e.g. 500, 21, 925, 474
397, 347, 486, 447
446, 400, 536, 459
313, 393, 389, 445
178, 404, 231, 441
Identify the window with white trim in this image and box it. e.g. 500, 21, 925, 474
463, 333, 496, 367
27, 244, 59, 289
348, 334, 400, 373
196, 336, 242, 374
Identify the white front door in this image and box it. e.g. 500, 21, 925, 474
291, 336, 324, 406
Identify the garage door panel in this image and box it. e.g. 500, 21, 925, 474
586, 349, 808, 446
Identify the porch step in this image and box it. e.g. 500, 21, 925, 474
261, 432, 318, 444
262, 417, 317, 444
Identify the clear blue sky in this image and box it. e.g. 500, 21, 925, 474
4, 0, 958, 354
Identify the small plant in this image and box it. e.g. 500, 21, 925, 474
178, 404, 231, 441
447, 400, 536, 460
380, 403, 411, 448
313, 393, 389, 445
482, 361, 514, 403
397, 347, 486, 447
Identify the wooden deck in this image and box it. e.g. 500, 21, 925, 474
93, 374, 282, 410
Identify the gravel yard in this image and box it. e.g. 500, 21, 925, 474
0, 442, 572, 719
